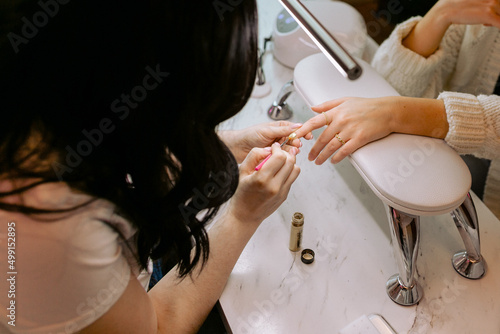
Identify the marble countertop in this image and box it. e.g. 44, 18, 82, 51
219, 1, 500, 333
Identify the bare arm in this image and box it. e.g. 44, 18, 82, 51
293, 96, 447, 164
149, 211, 266, 333
292, 1, 500, 165
402, 0, 500, 57
78, 212, 257, 334
80, 144, 300, 333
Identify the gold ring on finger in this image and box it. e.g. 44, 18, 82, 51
335, 133, 345, 145
322, 112, 330, 126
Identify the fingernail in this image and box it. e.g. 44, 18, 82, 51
272, 142, 280, 147
264, 147, 272, 152
299, 141, 303, 147
291, 123, 302, 129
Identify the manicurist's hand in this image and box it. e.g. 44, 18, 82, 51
219, 121, 313, 163
227, 143, 300, 225
80, 130, 303, 334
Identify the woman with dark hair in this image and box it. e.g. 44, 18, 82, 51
0, 1, 304, 333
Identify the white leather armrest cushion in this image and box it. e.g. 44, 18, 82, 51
294, 54, 470, 215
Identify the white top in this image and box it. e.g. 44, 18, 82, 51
0, 181, 147, 334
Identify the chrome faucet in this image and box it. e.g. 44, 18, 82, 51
268, 80, 294, 120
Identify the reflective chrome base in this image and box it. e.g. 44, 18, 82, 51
268, 103, 293, 120
386, 274, 423, 306
452, 251, 486, 279
451, 193, 487, 280
383, 192, 485, 305
385, 207, 422, 306
268, 80, 294, 120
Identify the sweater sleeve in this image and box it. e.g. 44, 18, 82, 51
371, 17, 465, 98
439, 91, 500, 159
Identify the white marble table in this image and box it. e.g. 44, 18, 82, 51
219, 1, 500, 333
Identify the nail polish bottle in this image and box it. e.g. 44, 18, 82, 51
289, 212, 304, 252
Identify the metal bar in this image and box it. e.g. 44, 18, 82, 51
279, 0, 363, 80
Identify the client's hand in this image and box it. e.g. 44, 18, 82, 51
227, 143, 300, 225
293, 97, 396, 164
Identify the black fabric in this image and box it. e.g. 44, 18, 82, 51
461, 155, 491, 199
148, 259, 229, 334
198, 304, 229, 334
494, 73, 500, 96
377, 0, 437, 25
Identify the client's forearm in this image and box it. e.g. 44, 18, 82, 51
391, 96, 448, 139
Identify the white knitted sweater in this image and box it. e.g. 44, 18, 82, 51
371, 17, 500, 218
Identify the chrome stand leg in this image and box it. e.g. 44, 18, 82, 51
385, 206, 423, 306
451, 192, 486, 279
268, 80, 294, 120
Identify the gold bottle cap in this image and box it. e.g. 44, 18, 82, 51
291, 212, 304, 227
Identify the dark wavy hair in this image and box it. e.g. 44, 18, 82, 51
0, 0, 258, 276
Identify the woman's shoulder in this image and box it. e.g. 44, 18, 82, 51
0, 180, 140, 333
0, 178, 137, 241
